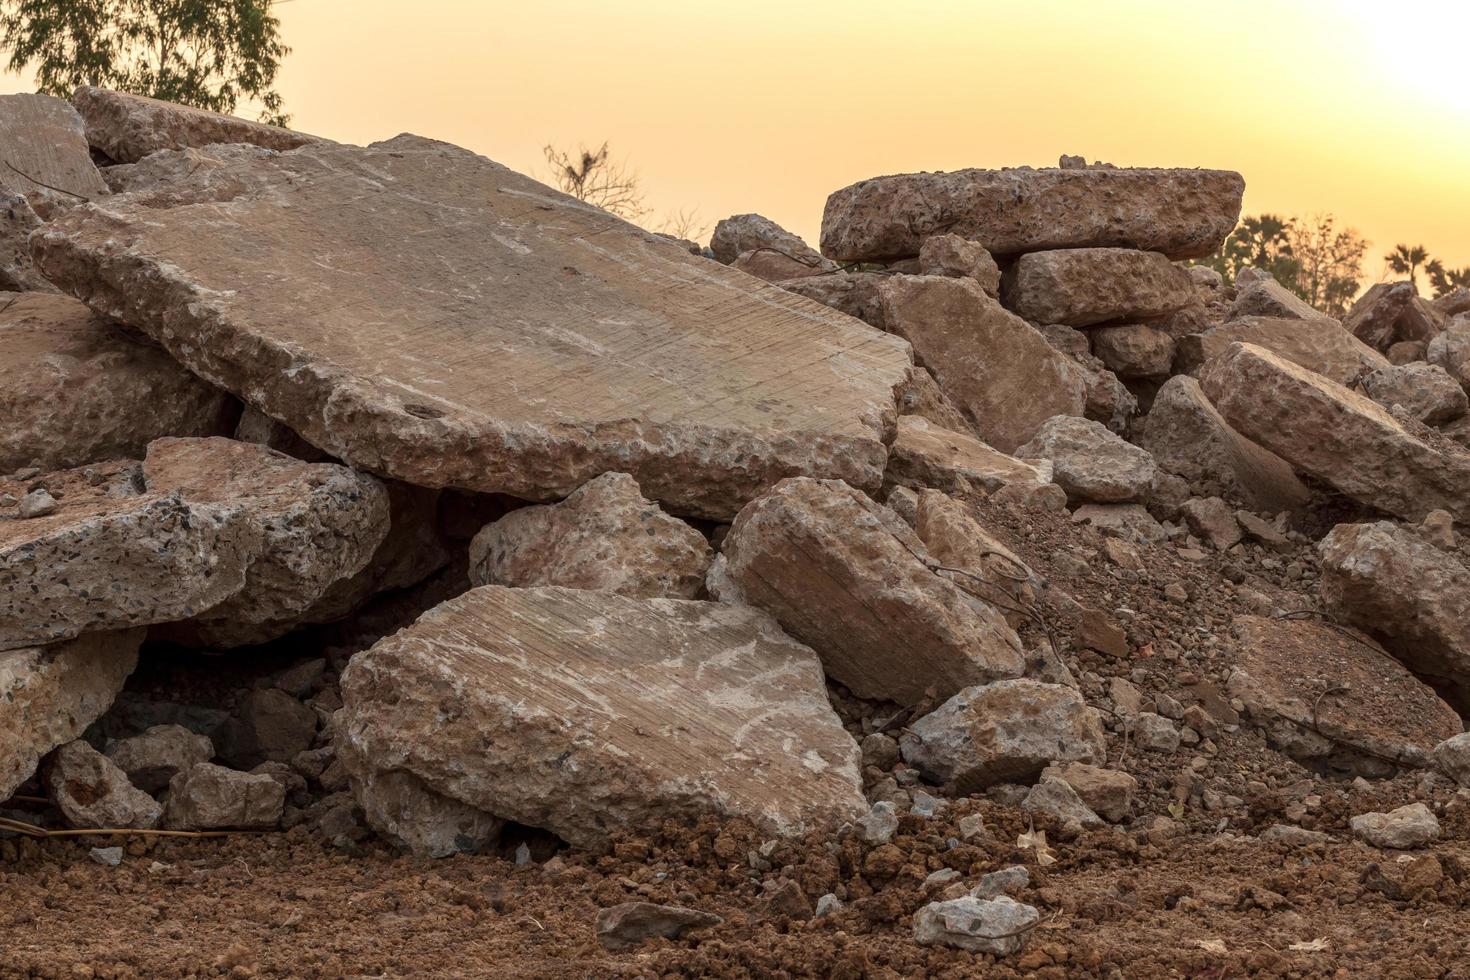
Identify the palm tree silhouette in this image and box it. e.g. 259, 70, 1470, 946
1385, 243, 1431, 291
1427, 259, 1470, 299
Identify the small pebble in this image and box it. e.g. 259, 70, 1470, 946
89, 846, 124, 867
17, 488, 57, 518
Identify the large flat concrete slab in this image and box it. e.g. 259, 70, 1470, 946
34, 135, 912, 519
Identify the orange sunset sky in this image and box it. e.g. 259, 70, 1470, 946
5, 0, 1468, 273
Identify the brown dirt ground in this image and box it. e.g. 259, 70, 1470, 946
5, 794, 1470, 979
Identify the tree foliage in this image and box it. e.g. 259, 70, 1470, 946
543, 141, 648, 221
1427, 260, 1470, 299
0, 0, 290, 125
655, 207, 707, 243
1289, 214, 1369, 318
1196, 213, 1300, 287
1196, 212, 1369, 318
1385, 243, 1431, 291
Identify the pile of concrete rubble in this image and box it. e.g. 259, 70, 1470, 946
6, 87, 1470, 958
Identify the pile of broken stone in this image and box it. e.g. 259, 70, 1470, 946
5, 86, 1470, 957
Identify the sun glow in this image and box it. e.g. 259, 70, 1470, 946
1346, 0, 1470, 115
2, 0, 1468, 268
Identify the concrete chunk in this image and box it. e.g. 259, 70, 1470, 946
885, 416, 1052, 496
1361, 362, 1467, 425
1320, 520, 1470, 713
1177, 315, 1387, 388
918, 233, 1001, 296
1226, 277, 1325, 322
1227, 614, 1459, 774
71, 85, 321, 163
913, 896, 1040, 955
44, 740, 162, 829
1346, 281, 1444, 352
0, 438, 388, 650
900, 679, 1106, 792
821, 166, 1244, 262
34, 135, 911, 519
1351, 803, 1439, 850
1014, 415, 1156, 505
163, 762, 286, 830
717, 478, 1024, 706
1202, 343, 1470, 522
1, 630, 142, 801
0, 291, 238, 472
339, 586, 866, 849
0, 93, 109, 208
467, 472, 712, 599
1135, 376, 1309, 512
1002, 248, 1194, 327
711, 213, 830, 269
880, 275, 1087, 452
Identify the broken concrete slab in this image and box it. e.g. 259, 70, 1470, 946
338, 585, 868, 849
44, 739, 162, 829
1427, 317, 1470, 391
880, 275, 1087, 452
912, 489, 1039, 631
918, 234, 1000, 296
144, 437, 390, 647
1177, 315, 1388, 388
0, 438, 388, 650
0, 291, 239, 472
1135, 375, 1310, 513
595, 902, 723, 950
1345, 281, 1444, 352
1361, 362, 1467, 425
34, 135, 912, 520
350, 767, 504, 858
776, 271, 889, 331
730, 248, 824, 282
1226, 277, 1326, 322
1320, 520, 1470, 714
163, 762, 286, 830
287, 480, 448, 630
71, 86, 321, 164
1179, 496, 1242, 550
99, 143, 276, 196
0, 93, 109, 210
1202, 343, 1470, 522
820, 166, 1244, 263
104, 724, 215, 795
1433, 288, 1470, 320
1040, 762, 1136, 823
1, 193, 52, 292
1227, 615, 1459, 776
1071, 503, 1167, 544
885, 416, 1052, 496
1089, 323, 1176, 380
1014, 415, 1156, 504
893, 368, 980, 437
710, 212, 830, 269
1001, 248, 1194, 327
467, 471, 712, 599
1351, 803, 1439, 850
1, 629, 142, 801
1022, 775, 1103, 829
899, 679, 1106, 792
912, 896, 1040, 955
715, 478, 1025, 705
